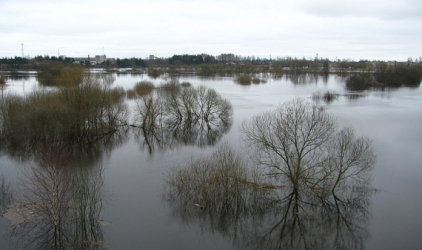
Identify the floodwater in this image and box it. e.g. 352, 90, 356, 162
0, 71, 421, 250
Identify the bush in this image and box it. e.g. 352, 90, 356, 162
346, 74, 374, 91
37, 61, 83, 86
252, 77, 261, 84
236, 74, 252, 85
0, 76, 128, 150
402, 66, 422, 86
181, 81, 191, 87
126, 89, 136, 99
134, 81, 155, 96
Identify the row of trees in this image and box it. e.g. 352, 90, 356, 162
346, 63, 422, 90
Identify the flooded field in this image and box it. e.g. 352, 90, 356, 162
0, 71, 421, 250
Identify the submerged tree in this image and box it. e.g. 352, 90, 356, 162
241, 98, 375, 203
133, 80, 233, 152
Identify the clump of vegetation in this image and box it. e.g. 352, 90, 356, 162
251, 77, 268, 84
166, 143, 274, 213
133, 80, 233, 150
373, 63, 421, 88
0, 75, 128, 151
37, 61, 83, 86
137, 80, 232, 128
160, 78, 181, 92
0, 77, 5, 85
392, 65, 422, 87
312, 91, 340, 103
180, 81, 191, 87
236, 74, 252, 85
345, 74, 374, 91
134, 81, 155, 96
147, 68, 164, 78
126, 89, 136, 99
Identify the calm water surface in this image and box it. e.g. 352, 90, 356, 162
0, 72, 421, 249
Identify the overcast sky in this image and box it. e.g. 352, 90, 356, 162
1, 0, 421, 61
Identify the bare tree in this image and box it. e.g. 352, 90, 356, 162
241, 98, 375, 202
134, 81, 233, 153
165, 141, 374, 250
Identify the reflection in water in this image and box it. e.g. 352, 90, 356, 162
241, 188, 372, 250
0, 173, 14, 214
4, 142, 107, 250
3, 72, 34, 81
312, 91, 340, 104
0, 127, 128, 167
344, 93, 368, 100
286, 73, 320, 85
134, 82, 233, 153
166, 133, 375, 250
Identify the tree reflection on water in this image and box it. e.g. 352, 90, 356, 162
4, 140, 107, 250
133, 80, 233, 153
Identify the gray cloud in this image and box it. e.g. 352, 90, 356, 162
0, 0, 421, 60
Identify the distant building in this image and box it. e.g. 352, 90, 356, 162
95, 55, 107, 64
72, 54, 109, 65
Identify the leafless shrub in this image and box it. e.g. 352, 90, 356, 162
166, 143, 276, 215
0, 75, 128, 154
134, 81, 155, 96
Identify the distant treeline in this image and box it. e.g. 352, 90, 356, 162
2, 54, 421, 74
0, 55, 74, 70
